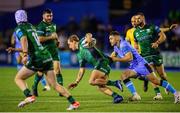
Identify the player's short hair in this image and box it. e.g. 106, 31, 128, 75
68, 35, 79, 42
43, 8, 53, 14
136, 12, 145, 17
109, 31, 120, 36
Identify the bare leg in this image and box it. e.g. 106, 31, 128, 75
15, 66, 35, 91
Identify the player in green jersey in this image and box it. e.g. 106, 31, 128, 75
14, 10, 80, 110
67, 33, 123, 104
32, 9, 63, 96
134, 12, 170, 99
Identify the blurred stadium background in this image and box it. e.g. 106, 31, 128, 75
0, 0, 180, 69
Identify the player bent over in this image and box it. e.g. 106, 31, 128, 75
14, 10, 79, 110
67, 33, 123, 104
109, 31, 180, 103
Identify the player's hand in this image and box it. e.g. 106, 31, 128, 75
151, 42, 158, 49
51, 33, 58, 40
22, 56, 28, 64
170, 24, 178, 30
6, 47, 14, 53
68, 82, 78, 90
110, 56, 118, 62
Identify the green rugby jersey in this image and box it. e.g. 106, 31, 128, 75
36, 21, 57, 49
77, 38, 110, 67
134, 24, 161, 57
15, 23, 44, 56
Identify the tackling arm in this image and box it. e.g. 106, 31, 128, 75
111, 52, 133, 62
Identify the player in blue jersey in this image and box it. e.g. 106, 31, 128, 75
109, 31, 180, 103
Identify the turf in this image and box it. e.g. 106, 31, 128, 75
0, 67, 180, 112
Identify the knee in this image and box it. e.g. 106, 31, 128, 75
151, 79, 160, 85
49, 82, 56, 89
121, 74, 128, 81
14, 74, 21, 82
89, 80, 95, 86
159, 73, 167, 80
54, 68, 60, 74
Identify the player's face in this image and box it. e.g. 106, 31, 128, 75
43, 13, 53, 23
109, 35, 118, 46
135, 15, 145, 26
131, 16, 137, 27
68, 40, 78, 51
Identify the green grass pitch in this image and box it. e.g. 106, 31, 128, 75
0, 67, 180, 112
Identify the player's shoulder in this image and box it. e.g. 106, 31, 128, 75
37, 21, 45, 27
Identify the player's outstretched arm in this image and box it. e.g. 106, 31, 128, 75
111, 52, 133, 62
68, 67, 85, 90
6, 47, 22, 53
160, 24, 178, 32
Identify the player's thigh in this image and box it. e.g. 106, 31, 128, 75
45, 70, 56, 87
149, 64, 156, 71
155, 64, 166, 76
146, 72, 160, 85
15, 66, 35, 80
152, 54, 163, 67
53, 61, 61, 72
89, 70, 107, 82
121, 69, 137, 80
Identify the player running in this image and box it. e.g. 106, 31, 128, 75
126, 15, 149, 92
14, 10, 80, 110
134, 12, 171, 95
126, 15, 163, 100
6, 33, 50, 91
67, 33, 123, 104
32, 9, 63, 96
109, 31, 180, 103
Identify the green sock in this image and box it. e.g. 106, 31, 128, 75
154, 87, 161, 95
111, 92, 118, 98
106, 80, 116, 86
57, 73, 63, 86
32, 73, 43, 90
67, 96, 75, 104
23, 89, 32, 97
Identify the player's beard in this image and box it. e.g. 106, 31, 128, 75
137, 21, 144, 27
45, 19, 52, 24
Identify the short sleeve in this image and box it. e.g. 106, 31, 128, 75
15, 28, 26, 40
77, 54, 86, 67
121, 43, 131, 55
36, 25, 45, 36
53, 24, 57, 32
154, 25, 161, 34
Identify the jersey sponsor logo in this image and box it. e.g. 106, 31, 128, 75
136, 35, 151, 42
